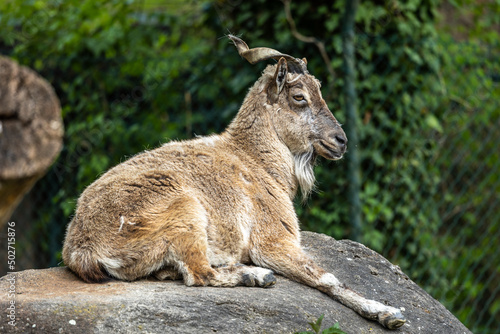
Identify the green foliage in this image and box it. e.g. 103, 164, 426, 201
441, 0, 500, 42
296, 315, 347, 334
428, 32, 500, 332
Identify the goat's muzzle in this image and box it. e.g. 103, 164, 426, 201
313, 129, 347, 161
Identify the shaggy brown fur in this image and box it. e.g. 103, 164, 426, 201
62, 36, 405, 329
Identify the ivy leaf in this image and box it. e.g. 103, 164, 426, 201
425, 114, 443, 133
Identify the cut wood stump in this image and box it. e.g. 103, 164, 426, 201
0, 56, 63, 226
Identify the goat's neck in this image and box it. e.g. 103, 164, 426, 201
224, 102, 298, 199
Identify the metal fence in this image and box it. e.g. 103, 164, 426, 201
351, 39, 500, 332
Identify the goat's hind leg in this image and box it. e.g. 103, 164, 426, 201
166, 230, 276, 287
157, 199, 275, 287
175, 258, 276, 288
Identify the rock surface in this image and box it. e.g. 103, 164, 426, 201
0, 232, 471, 334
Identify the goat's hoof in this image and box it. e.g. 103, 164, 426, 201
261, 272, 276, 288
379, 310, 406, 330
242, 269, 276, 288
242, 273, 256, 287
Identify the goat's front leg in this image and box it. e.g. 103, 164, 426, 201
251, 240, 406, 329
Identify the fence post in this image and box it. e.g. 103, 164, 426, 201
342, 0, 362, 242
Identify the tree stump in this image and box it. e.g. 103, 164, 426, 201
0, 56, 63, 226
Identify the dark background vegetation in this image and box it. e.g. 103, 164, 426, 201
0, 0, 498, 332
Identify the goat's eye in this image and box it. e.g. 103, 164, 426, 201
293, 95, 305, 102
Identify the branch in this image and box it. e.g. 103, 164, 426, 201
281, 0, 336, 82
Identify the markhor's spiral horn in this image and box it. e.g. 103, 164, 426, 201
228, 35, 307, 73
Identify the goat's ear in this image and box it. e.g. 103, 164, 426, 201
302, 57, 307, 65
268, 57, 288, 104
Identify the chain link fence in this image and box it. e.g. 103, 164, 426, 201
354, 38, 500, 333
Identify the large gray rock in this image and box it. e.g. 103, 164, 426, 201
0, 232, 470, 334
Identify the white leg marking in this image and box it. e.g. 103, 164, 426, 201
363, 299, 393, 314
243, 267, 275, 287
319, 273, 340, 287
175, 261, 197, 286
250, 267, 274, 281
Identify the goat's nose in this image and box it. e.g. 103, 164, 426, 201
335, 134, 347, 148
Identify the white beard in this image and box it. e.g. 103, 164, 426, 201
294, 150, 316, 201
